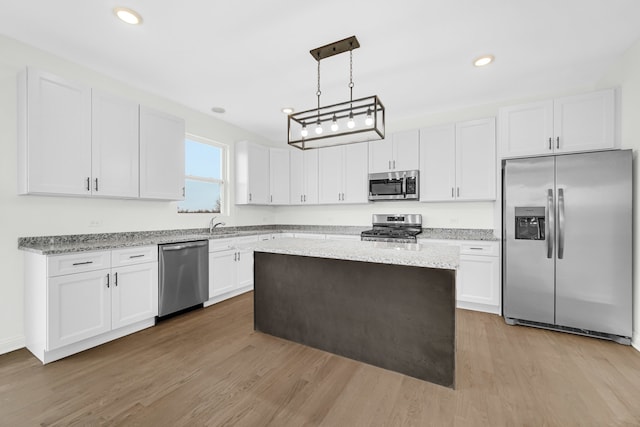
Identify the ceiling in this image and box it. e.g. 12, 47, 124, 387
2, 0, 640, 144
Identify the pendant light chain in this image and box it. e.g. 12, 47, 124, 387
316, 59, 321, 118
349, 48, 354, 103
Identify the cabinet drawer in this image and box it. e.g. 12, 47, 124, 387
460, 242, 499, 257
111, 245, 157, 267
209, 238, 235, 252
48, 251, 111, 277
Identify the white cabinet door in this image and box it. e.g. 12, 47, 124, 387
48, 269, 111, 350
19, 68, 92, 196
499, 89, 616, 158
455, 118, 496, 201
420, 124, 456, 201
318, 146, 343, 204
289, 149, 304, 205
269, 148, 290, 205
209, 250, 237, 297
368, 138, 394, 173
236, 249, 254, 289
498, 100, 553, 158
235, 141, 269, 205
457, 255, 500, 308
111, 262, 158, 329
303, 150, 319, 204
343, 142, 369, 203
139, 106, 185, 200
554, 89, 615, 154
91, 91, 139, 198
392, 129, 420, 171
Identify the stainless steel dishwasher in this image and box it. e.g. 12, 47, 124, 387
158, 240, 209, 317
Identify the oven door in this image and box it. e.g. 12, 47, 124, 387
368, 173, 404, 200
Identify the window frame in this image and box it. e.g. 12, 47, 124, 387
178, 133, 229, 215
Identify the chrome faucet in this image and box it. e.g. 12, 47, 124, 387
209, 216, 226, 233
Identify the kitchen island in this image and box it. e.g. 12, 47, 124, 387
243, 238, 459, 388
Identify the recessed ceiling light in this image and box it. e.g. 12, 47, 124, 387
473, 55, 494, 67
281, 107, 294, 114
113, 7, 143, 25
211, 107, 226, 114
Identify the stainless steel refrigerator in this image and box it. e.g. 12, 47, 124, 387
503, 150, 632, 344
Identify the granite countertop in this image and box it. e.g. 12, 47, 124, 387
18, 225, 496, 255
241, 238, 460, 270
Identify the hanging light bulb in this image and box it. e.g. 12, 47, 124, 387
301, 122, 308, 137
315, 119, 323, 135
365, 108, 373, 126
331, 115, 339, 132
347, 112, 355, 129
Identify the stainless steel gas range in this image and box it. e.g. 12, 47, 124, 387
360, 214, 422, 244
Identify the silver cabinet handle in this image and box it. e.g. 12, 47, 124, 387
548, 137, 552, 150
303, 195, 306, 202
558, 188, 565, 259
182, 187, 185, 197
129, 254, 145, 259
94, 178, 99, 192
234, 252, 237, 261
249, 193, 252, 202
114, 272, 118, 287
546, 189, 554, 259
393, 160, 396, 169
237, 252, 240, 261
106, 273, 110, 288
86, 177, 90, 191
556, 136, 560, 149
270, 195, 273, 203
388, 160, 391, 170
300, 195, 303, 202
451, 187, 454, 198
457, 187, 460, 197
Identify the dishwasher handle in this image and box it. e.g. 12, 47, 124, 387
161, 241, 208, 251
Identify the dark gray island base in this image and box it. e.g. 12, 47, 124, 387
254, 251, 456, 388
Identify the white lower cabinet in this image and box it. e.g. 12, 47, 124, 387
206, 236, 257, 305
25, 246, 158, 364
419, 239, 500, 314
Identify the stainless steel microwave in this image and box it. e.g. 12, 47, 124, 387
368, 170, 419, 201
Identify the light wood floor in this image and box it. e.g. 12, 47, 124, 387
1, 292, 639, 426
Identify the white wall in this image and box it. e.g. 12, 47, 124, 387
597, 38, 640, 350
0, 35, 276, 353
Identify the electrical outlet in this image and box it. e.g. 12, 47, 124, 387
89, 220, 102, 228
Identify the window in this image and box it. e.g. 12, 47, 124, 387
177, 136, 226, 213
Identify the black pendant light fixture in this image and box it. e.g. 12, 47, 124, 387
287, 36, 385, 150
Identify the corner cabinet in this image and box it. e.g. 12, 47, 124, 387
420, 118, 496, 202
368, 129, 419, 173
235, 141, 269, 205
499, 89, 616, 158
139, 106, 186, 200
318, 142, 368, 204
18, 68, 92, 196
24, 246, 158, 364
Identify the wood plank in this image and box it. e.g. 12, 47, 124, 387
1, 292, 639, 425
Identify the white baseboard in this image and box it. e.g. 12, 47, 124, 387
633, 332, 640, 352
0, 335, 25, 356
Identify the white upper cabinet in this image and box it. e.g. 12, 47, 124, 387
290, 149, 318, 205
139, 106, 186, 200
91, 91, 139, 198
18, 68, 92, 196
455, 118, 496, 201
18, 68, 185, 200
318, 143, 368, 204
499, 89, 616, 158
419, 124, 456, 202
420, 118, 496, 202
235, 141, 269, 205
269, 148, 290, 205
368, 130, 419, 173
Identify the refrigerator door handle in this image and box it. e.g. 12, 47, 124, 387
547, 189, 554, 259
558, 188, 565, 259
